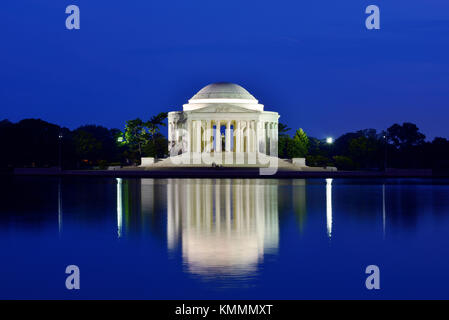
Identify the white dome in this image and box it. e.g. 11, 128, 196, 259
190, 82, 257, 101
184, 82, 264, 112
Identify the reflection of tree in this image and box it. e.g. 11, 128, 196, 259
117, 178, 166, 238
292, 180, 307, 233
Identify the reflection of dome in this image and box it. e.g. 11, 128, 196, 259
190, 82, 257, 101
182, 232, 262, 276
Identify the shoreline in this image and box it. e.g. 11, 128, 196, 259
3, 167, 448, 179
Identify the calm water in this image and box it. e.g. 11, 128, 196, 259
0, 177, 448, 299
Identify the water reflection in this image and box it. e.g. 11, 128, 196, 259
3, 177, 449, 298
2, 177, 449, 298
58, 178, 63, 235
117, 178, 123, 238
111, 178, 421, 279
114, 178, 283, 277
326, 178, 332, 239
166, 179, 279, 277
382, 184, 386, 238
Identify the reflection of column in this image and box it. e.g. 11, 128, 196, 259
174, 179, 181, 238
215, 182, 221, 230
234, 180, 241, 230
117, 178, 123, 238
255, 180, 263, 254
167, 179, 280, 277
186, 179, 192, 234
167, 179, 175, 248
266, 181, 279, 250
245, 180, 250, 231
204, 180, 211, 232
225, 179, 231, 233
326, 178, 332, 239
195, 179, 201, 230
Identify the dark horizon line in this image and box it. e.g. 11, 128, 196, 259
2, 117, 448, 143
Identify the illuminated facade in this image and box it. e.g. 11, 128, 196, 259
167, 83, 280, 164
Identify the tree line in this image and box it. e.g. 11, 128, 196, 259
279, 122, 449, 172
0, 113, 168, 170
1, 116, 448, 172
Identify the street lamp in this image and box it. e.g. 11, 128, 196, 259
383, 135, 388, 171
58, 131, 63, 171
326, 137, 333, 144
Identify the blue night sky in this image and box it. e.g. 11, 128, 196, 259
1, 0, 448, 139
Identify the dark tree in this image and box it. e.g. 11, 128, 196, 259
387, 123, 426, 149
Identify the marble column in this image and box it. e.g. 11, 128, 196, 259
239, 122, 244, 153
268, 122, 272, 155
270, 122, 276, 156
256, 120, 262, 153
175, 121, 179, 145
168, 121, 172, 153
246, 121, 251, 153
186, 120, 192, 153
196, 120, 201, 153
215, 120, 221, 152
248, 121, 252, 152
205, 120, 212, 153
235, 121, 241, 153
225, 121, 231, 152
273, 122, 278, 157
251, 121, 256, 152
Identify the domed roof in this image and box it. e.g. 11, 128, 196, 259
190, 82, 257, 101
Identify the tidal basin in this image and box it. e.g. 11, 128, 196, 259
0, 177, 449, 299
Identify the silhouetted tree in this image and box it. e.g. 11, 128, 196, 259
387, 123, 425, 149
278, 123, 291, 136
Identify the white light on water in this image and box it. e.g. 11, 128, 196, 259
117, 178, 123, 238
326, 178, 333, 239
